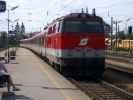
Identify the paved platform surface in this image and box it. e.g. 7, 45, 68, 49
0, 48, 90, 100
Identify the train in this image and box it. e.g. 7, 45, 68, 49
21, 12, 105, 79
105, 38, 133, 50
118, 39, 133, 49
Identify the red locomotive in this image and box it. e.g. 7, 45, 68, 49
21, 12, 105, 79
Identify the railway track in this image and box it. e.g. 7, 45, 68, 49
106, 53, 133, 58
106, 63, 133, 76
106, 50, 133, 63
70, 79, 133, 100
105, 50, 133, 58
106, 55, 133, 64
104, 65, 133, 95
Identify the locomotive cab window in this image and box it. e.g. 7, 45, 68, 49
58, 21, 63, 32
53, 24, 56, 33
48, 27, 52, 34
62, 20, 104, 33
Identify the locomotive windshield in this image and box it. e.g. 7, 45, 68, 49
62, 20, 104, 33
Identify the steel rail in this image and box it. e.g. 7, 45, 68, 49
70, 79, 133, 100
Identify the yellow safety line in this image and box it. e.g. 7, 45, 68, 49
36, 57, 73, 100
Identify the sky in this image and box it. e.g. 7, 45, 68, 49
0, 0, 133, 33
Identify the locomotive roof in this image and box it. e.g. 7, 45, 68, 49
54, 13, 103, 22
45, 13, 103, 27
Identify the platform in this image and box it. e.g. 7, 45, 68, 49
0, 48, 90, 100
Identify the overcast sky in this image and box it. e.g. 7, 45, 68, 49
0, 0, 133, 32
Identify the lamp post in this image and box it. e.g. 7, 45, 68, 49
110, 17, 113, 50
112, 19, 122, 50
7, 6, 18, 63
116, 20, 122, 49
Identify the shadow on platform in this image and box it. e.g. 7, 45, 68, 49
1, 92, 33, 100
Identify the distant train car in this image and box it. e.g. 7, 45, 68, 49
105, 38, 133, 50
120, 39, 133, 49
21, 32, 44, 54
21, 12, 105, 79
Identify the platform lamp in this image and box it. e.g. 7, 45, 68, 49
7, 5, 19, 63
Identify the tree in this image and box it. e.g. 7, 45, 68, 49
15, 22, 20, 35
14, 22, 21, 45
0, 31, 7, 48
20, 22, 25, 34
